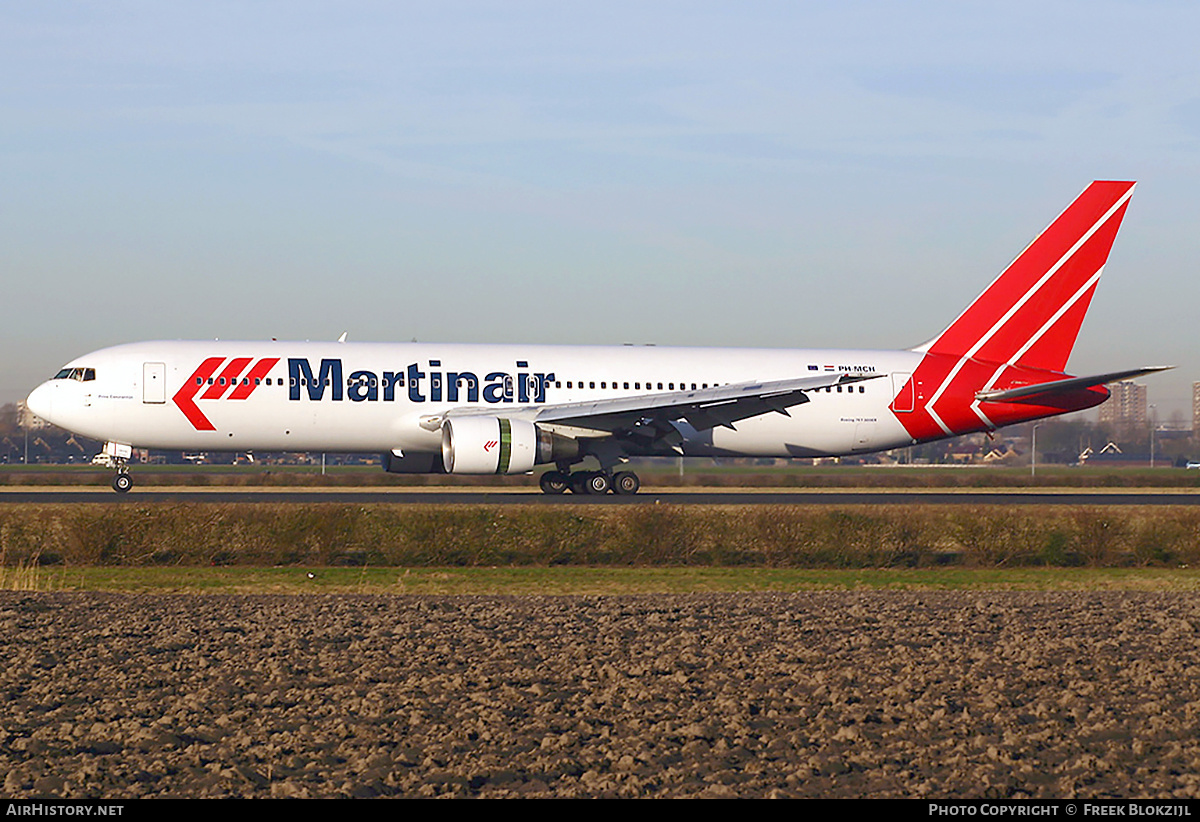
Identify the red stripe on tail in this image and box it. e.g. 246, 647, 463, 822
922, 180, 1134, 370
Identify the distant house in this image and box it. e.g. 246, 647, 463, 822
1080, 443, 1164, 467
982, 446, 1020, 464
946, 444, 979, 463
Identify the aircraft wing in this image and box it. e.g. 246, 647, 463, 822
432, 371, 884, 437
975, 366, 1173, 404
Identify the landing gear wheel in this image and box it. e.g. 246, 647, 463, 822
568, 472, 590, 494
112, 473, 133, 494
584, 472, 612, 495
539, 471, 569, 495
612, 471, 640, 495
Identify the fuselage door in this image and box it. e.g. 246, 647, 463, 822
143, 362, 167, 404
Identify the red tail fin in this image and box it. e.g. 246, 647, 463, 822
896, 182, 1136, 440
918, 180, 1135, 372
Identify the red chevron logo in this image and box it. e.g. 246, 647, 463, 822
173, 357, 280, 431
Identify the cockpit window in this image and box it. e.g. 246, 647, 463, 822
52, 367, 96, 382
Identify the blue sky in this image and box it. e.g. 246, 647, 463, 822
3, 1, 1198, 419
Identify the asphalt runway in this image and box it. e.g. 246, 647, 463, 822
3, 487, 1200, 505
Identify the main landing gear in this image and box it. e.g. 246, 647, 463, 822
539, 469, 641, 495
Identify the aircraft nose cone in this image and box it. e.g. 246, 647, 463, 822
25, 382, 54, 426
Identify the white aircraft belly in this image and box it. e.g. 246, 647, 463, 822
705, 398, 911, 457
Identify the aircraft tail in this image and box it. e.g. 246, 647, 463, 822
915, 180, 1135, 373
895, 182, 1143, 439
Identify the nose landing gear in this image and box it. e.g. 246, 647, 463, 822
102, 442, 135, 494
112, 468, 133, 494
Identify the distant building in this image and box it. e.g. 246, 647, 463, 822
1193, 382, 1200, 434
1098, 381, 1147, 426
1081, 452, 1163, 468
15, 400, 51, 431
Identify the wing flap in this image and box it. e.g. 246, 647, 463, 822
434, 371, 883, 435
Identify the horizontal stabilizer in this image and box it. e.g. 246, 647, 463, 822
975, 366, 1173, 403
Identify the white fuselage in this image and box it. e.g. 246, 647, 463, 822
26, 340, 923, 459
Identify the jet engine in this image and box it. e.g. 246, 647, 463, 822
441, 417, 579, 474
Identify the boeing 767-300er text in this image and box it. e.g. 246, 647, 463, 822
26, 181, 1169, 494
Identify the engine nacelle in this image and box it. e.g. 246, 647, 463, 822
382, 451, 444, 474
441, 417, 578, 474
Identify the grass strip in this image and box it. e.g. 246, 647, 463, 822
10, 566, 1200, 595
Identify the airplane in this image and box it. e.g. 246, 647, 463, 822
25, 180, 1170, 494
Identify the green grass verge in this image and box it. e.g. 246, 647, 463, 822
11, 566, 1200, 595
